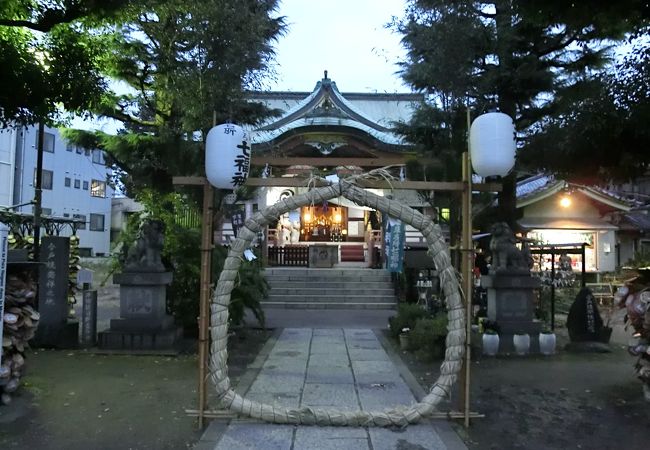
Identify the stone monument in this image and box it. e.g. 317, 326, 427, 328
98, 219, 181, 351
565, 287, 611, 352
480, 222, 542, 353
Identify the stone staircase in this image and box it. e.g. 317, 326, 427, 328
261, 268, 397, 310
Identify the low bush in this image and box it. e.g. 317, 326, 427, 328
388, 303, 430, 339
410, 313, 448, 361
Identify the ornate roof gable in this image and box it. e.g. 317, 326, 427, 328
251, 72, 410, 147
259, 72, 391, 132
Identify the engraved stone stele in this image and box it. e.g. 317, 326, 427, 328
98, 219, 180, 351
34, 236, 79, 348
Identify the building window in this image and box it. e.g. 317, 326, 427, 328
66, 143, 74, 152
90, 179, 106, 198
73, 214, 87, 230
34, 169, 53, 190
74, 179, 80, 189
92, 150, 104, 165
83, 181, 89, 190
76, 146, 83, 154
65, 177, 71, 187
41, 207, 52, 216
63, 213, 70, 218
84, 148, 91, 156
90, 213, 105, 231
36, 132, 55, 153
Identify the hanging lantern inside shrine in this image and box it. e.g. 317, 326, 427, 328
205, 124, 251, 189
469, 112, 516, 177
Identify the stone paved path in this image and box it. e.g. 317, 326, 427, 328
200, 328, 466, 450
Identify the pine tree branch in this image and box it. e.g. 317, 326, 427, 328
533, 30, 582, 58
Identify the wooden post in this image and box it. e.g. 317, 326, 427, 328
197, 180, 214, 429
460, 151, 473, 428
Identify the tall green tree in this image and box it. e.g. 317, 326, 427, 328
65, 0, 285, 196
520, 35, 650, 182
0, 0, 141, 126
395, 0, 649, 226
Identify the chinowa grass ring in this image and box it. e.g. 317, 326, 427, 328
210, 178, 465, 427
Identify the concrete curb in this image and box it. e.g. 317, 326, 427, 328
374, 329, 468, 450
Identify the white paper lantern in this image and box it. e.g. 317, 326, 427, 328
205, 124, 251, 189
469, 112, 516, 177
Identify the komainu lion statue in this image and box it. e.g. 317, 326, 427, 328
124, 219, 166, 272
489, 222, 529, 273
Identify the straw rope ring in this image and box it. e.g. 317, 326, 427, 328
210, 179, 465, 427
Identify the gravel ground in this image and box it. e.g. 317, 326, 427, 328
384, 324, 650, 450
0, 329, 270, 450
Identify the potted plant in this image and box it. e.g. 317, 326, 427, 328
539, 328, 557, 355
481, 320, 500, 356
513, 331, 531, 355
482, 329, 500, 356
399, 327, 411, 350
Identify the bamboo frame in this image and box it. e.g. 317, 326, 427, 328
197, 181, 214, 429
177, 165, 484, 427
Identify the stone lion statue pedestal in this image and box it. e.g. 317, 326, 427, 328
480, 222, 542, 354
98, 220, 181, 351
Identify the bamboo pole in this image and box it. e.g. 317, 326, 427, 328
460, 151, 473, 429
197, 179, 214, 429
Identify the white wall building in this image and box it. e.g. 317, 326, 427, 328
0, 124, 113, 256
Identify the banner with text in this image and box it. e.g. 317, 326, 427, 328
0, 223, 9, 366
386, 219, 406, 273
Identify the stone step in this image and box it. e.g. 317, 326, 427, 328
266, 281, 393, 289
264, 268, 391, 278
265, 274, 392, 283
265, 294, 396, 303
267, 287, 395, 296
260, 301, 397, 310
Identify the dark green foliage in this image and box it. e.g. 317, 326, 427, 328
0, 0, 136, 126
410, 314, 448, 361
394, 1, 650, 222
63, 0, 286, 197
388, 303, 430, 338
520, 38, 650, 182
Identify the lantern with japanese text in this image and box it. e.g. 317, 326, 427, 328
205, 124, 251, 189
469, 112, 516, 177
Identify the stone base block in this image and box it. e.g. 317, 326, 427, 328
33, 319, 79, 349
497, 320, 543, 335
97, 326, 183, 351
109, 315, 175, 332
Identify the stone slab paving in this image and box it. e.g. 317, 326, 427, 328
204, 328, 467, 450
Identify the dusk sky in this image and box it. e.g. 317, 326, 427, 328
267, 0, 409, 93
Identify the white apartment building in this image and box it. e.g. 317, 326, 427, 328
0, 124, 113, 256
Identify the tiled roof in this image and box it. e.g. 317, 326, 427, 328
621, 211, 650, 231
516, 174, 557, 198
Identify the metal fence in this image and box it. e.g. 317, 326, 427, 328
267, 245, 309, 266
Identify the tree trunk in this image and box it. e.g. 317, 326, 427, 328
494, 0, 519, 229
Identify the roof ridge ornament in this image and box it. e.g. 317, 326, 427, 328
322, 69, 332, 87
